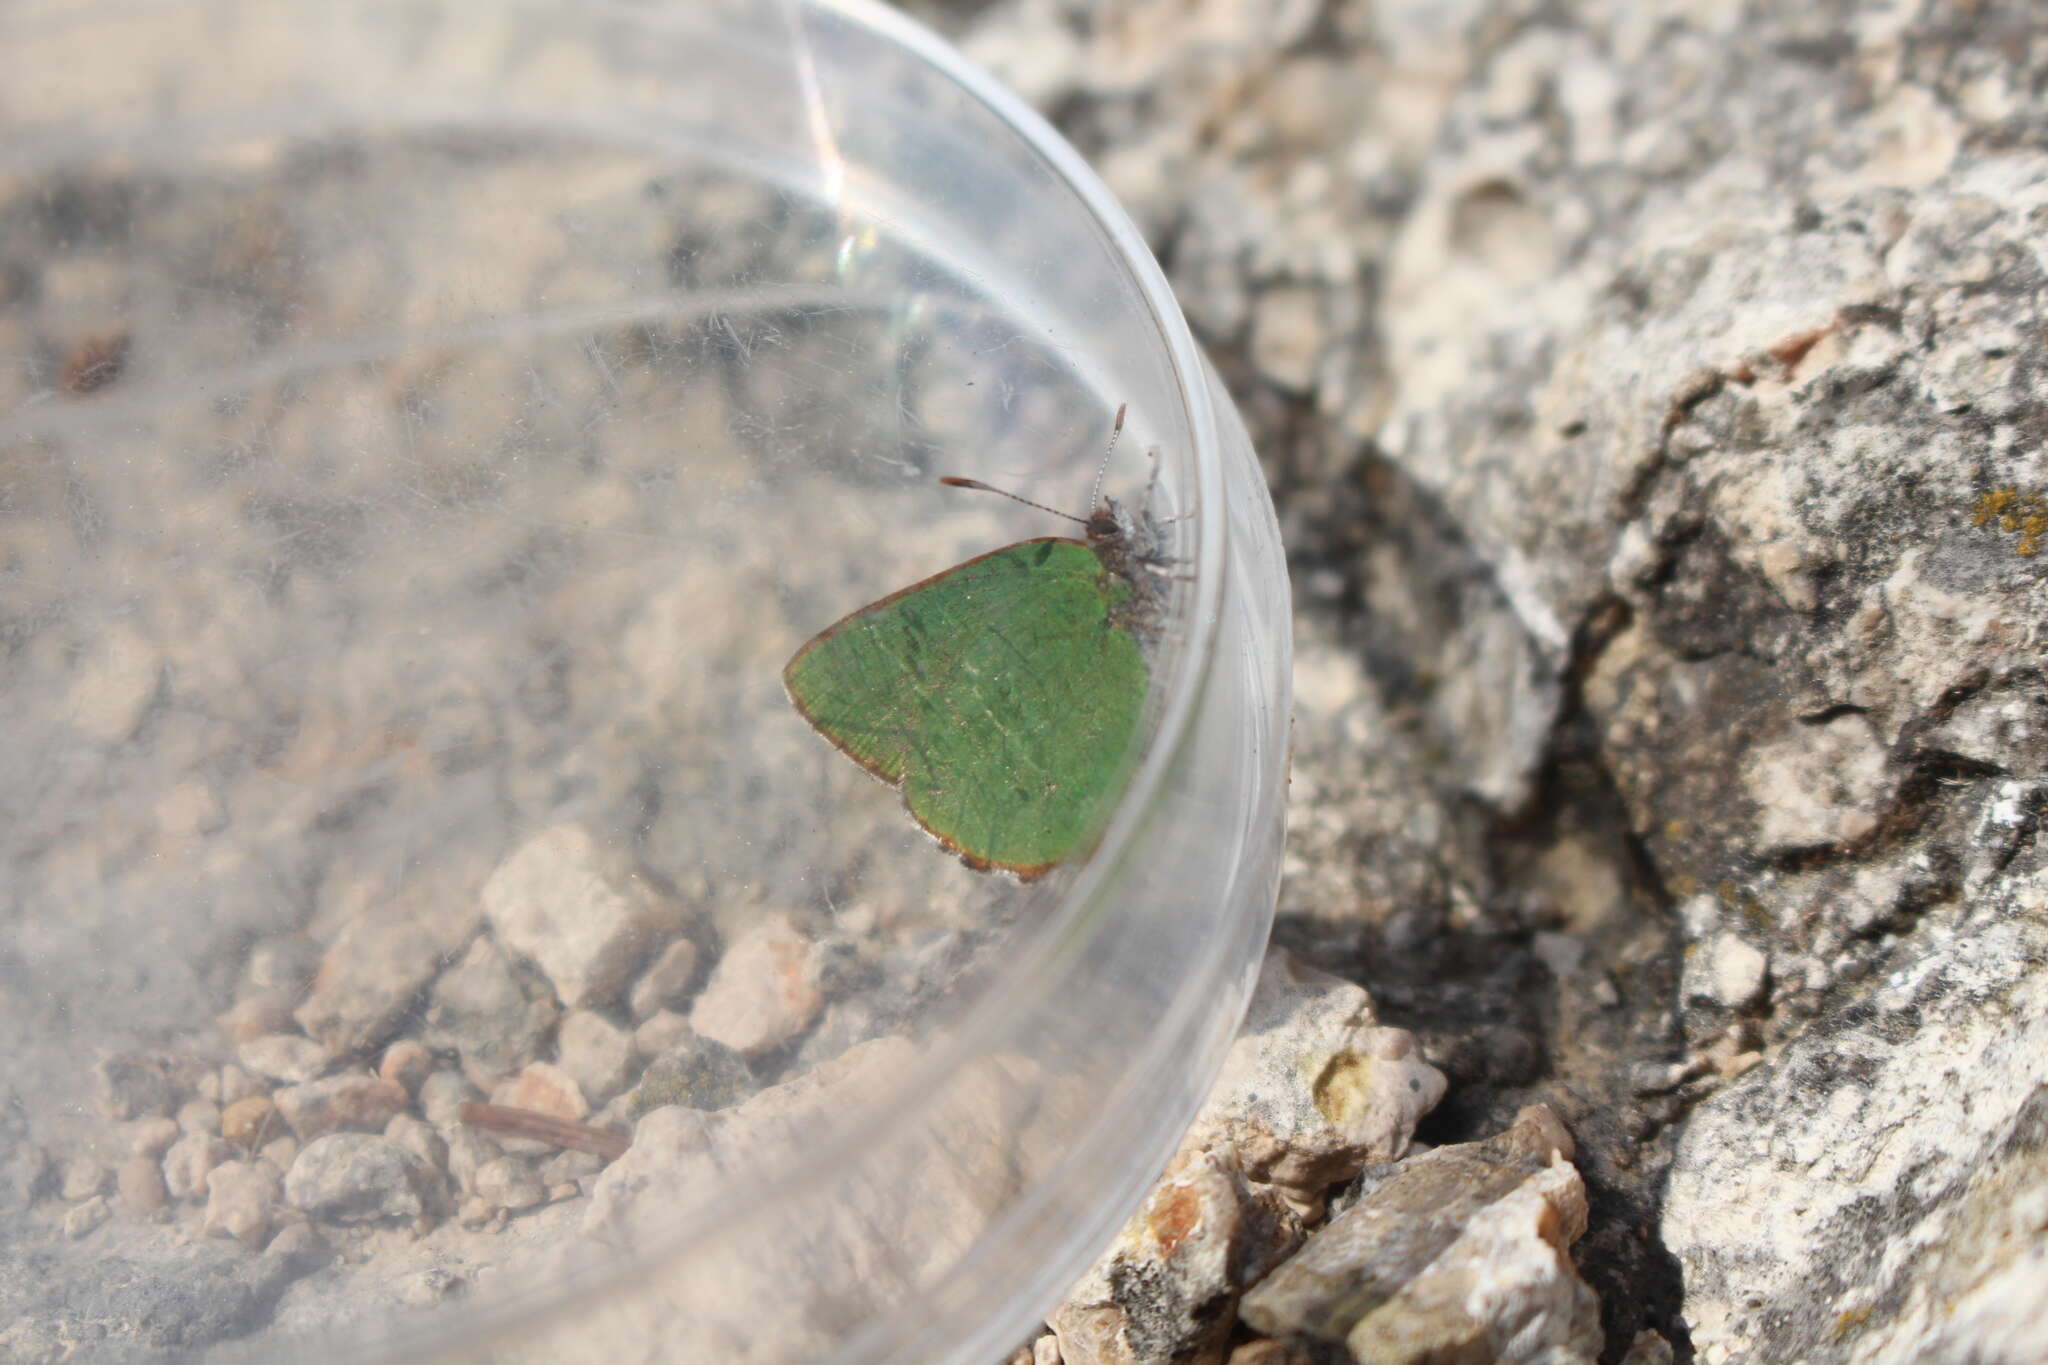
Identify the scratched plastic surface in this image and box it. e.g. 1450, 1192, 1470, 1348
0, 3, 1290, 1361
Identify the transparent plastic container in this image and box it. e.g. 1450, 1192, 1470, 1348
0, 2, 1291, 1361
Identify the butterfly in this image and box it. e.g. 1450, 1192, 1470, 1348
783, 407, 1172, 878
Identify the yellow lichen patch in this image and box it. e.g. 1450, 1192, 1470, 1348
1973, 487, 2048, 556
1311, 1051, 1378, 1127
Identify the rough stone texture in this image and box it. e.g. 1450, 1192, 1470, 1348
482, 823, 689, 1009
494, 1061, 589, 1123
1241, 1107, 1597, 1364
204, 1158, 282, 1248
421, 934, 561, 1086
293, 908, 458, 1056
378, 1040, 434, 1095
284, 1133, 436, 1224
626, 1029, 755, 1118
1047, 952, 1441, 1365
237, 1033, 338, 1085
1051, 1146, 1305, 1365
272, 1074, 410, 1141
221, 1095, 277, 1145
628, 936, 703, 1022
473, 1156, 545, 1213
162, 1133, 232, 1203
115, 1154, 168, 1215
1179, 951, 1445, 1214
62, 1196, 111, 1239
556, 1009, 637, 1107
687, 910, 825, 1058
0, 1240, 298, 1359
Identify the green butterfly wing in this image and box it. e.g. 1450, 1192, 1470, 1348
784, 537, 1149, 877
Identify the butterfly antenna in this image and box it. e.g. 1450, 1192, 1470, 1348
938, 477, 1090, 525
1089, 403, 1127, 513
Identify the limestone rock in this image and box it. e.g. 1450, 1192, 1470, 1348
204, 1159, 281, 1248
482, 823, 687, 1009
284, 1133, 435, 1224
625, 1029, 753, 1118
237, 1033, 336, 1085
1240, 1107, 1599, 1364
1181, 951, 1445, 1212
1046, 951, 1442, 1364
420, 934, 559, 1085
162, 1134, 232, 1202
628, 936, 702, 1022
688, 911, 823, 1058
556, 1009, 636, 1107
1050, 1146, 1305, 1365
293, 912, 450, 1056
272, 1074, 409, 1141
116, 1154, 169, 1214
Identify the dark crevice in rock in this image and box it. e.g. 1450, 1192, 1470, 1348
1278, 446, 1694, 1362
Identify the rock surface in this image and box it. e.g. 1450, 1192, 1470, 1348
284, 1134, 436, 1225
687, 911, 824, 1058
1240, 1107, 1598, 1364
1048, 952, 1442, 1365
482, 824, 688, 1009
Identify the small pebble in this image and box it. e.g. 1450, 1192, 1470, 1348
163, 1134, 233, 1201
493, 1062, 588, 1122
196, 1072, 224, 1104
546, 1182, 579, 1203
179, 1098, 223, 1136
537, 1149, 603, 1186
418, 1071, 479, 1128
274, 1074, 409, 1140
628, 1032, 753, 1117
457, 1195, 492, 1227
688, 911, 824, 1057
261, 1136, 300, 1171
128, 1116, 183, 1157
378, 1040, 434, 1095
442, 1125, 502, 1195
239, 1033, 337, 1084
423, 935, 561, 1087
556, 1010, 636, 1106
64, 1195, 111, 1239
205, 1159, 281, 1248
293, 916, 448, 1056
222, 1095, 277, 1145
218, 994, 298, 1045
473, 1157, 544, 1212
628, 938, 701, 1021
218, 1064, 267, 1105
285, 1133, 433, 1224
385, 1114, 448, 1173
61, 1157, 109, 1202
632, 1009, 692, 1060
481, 823, 686, 1009
116, 1155, 169, 1214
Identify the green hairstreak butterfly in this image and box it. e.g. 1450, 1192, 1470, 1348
783, 406, 1172, 879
